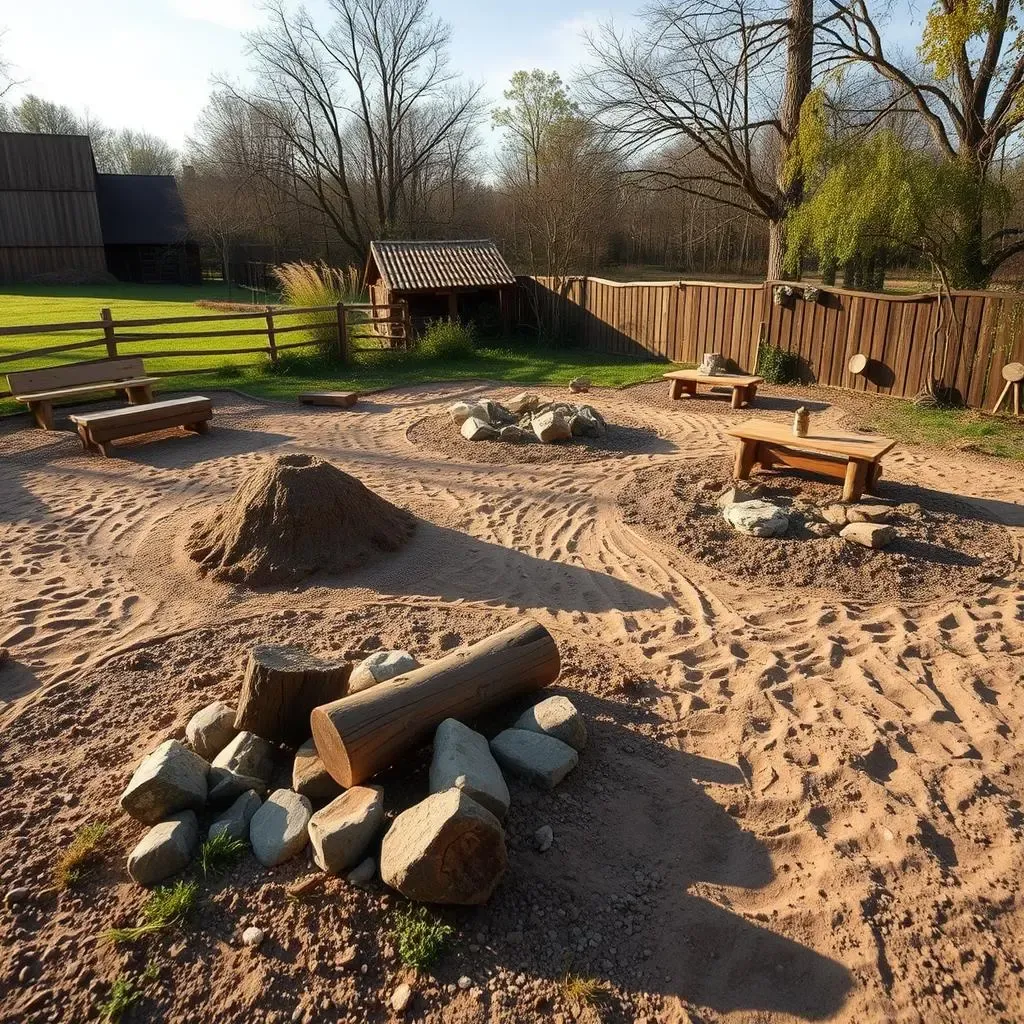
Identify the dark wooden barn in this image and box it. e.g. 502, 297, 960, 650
364, 239, 516, 334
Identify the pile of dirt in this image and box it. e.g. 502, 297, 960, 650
619, 456, 1013, 602
187, 453, 414, 586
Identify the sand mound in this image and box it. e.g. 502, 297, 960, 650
187, 453, 414, 586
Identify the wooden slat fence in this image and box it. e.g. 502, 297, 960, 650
521, 276, 1024, 410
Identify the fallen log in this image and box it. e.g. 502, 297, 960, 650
235, 646, 351, 747
311, 620, 560, 787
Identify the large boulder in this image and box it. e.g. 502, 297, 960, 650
506, 392, 540, 415
490, 729, 579, 789
380, 789, 507, 905
308, 786, 384, 874
477, 399, 514, 426
208, 790, 261, 842
292, 739, 343, 804
349, 650, 420, 694
127, 811, 199, 886
461, 416, 499, 442
249, 789, 313, 868
120, 740, 209, 825
447, 402, 483, 427
532, 410, 572, 444
840, 522, 895, 549
208, 732, 274, 804
498, 425, 527, 443
429, 719, 510, 820
513, 695, 587, 753
722, 500, 790, 538
185, 701, 238, 760
569, 411, 602, 439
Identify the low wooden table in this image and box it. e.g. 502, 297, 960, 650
725, 419, 896, 502
298, 391, 359, 408
70, 397, 213, 457
664, 370, 763, 409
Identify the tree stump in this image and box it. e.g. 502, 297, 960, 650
311, 620, 560, 787
235, 646, 351, 747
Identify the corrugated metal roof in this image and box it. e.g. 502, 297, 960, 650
370, 239, 515, 292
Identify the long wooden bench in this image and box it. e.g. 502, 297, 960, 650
664, 370, 763, 409
7, 358, 159, 430
725, 419, 896, 502
70, 397, 213, 457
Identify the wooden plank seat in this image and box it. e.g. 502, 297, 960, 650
70, 396, 213, 457
7, 358, 158, 430
725, 419, 895, 503
664, 370, 763, 409
298, 390, 359, 408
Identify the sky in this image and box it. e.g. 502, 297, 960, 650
1, 0, 927, 153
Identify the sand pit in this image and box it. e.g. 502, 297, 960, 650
619, 456, 1013, 602
187, 453, 414, 586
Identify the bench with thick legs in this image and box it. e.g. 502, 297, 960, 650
70, 397, 213, 457
664, 370, 763, 409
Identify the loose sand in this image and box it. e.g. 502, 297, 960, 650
1, 379, 1023, 1024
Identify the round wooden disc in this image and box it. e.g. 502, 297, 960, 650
1001, 361, 1024, 382
848, 353, 868, 375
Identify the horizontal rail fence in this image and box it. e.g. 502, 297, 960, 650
520, 276, 1024, 409
0, 300, 411, 398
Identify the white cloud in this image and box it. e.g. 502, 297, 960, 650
167, 0, 265, 31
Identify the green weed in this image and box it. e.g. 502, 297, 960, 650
106, 879, 198, 944
55, 821, 108, 888
392, 904, 455, 970
97, 976, 141, 1022
198, 833, 247, 877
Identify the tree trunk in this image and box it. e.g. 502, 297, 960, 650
767, 219, 786, 281
311, 620, 561, 787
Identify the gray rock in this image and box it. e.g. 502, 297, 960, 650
185, 701, 238, 761
513, 695, 587, 752
249, 789, 312, 867
429, 718, 510, 820
498, 424, 526, 443
506, 392, 540, 415
380, 789, 507, 905
120, 739, 209, 825
349, 650, 420, 694
461, 416, 499, 441
722, 500, 790, 538
447, 401, 483, 426
698, 352, 728, 375
127, 811, 199, 886
534, 825, 554, 852
292, 739, 342, 804
347, 856, 376, 886
478, 399, 514, 426
716, 485, 760, 508
208, 790, 261, 842
532, 409, 572, 443
490, 729, 579, 789
208, 731, 274, 804
569, 377, 591, 393
308, 786, 384, 874
840, 522, 896, 549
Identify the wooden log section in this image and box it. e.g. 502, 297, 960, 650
236, 646, 352, 747
311, 620, 561, 787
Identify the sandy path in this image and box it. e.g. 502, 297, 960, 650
1, 381, 1023, 1023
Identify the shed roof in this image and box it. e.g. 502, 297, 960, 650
96, 174, 190, 246
368, 239, 515, 292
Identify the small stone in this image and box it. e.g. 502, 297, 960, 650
513, 695, 587, 752
249, 789, 313, 867
242, 926, 265, 947
185, 701, 238, 760
568, 377, 591, 393
120, 739, 209, 825
716, 485, 760, 508
840, 522, 895, 549
458, 976, 472, 990
390, 983, 413, 1012
5, 886, 29, 907
722, 500, 789, 538
490, 729, 578, 789
347, 856, 376, 886
820, 504, 849, 526
534, 825, 554, 852
349, 650, 420, 694
308, 786, 384, 874
846, 504, 892, 523
461, 416, 499, 442
292, 739, 342, 804
429, 718, 510, 820
127, 811, 199, 886
208, 732, 274, 804
208, 790, 261, 842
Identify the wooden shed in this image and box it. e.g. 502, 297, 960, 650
364, 239, 516, 336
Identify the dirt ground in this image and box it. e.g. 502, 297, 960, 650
1, 379, 1023, 1024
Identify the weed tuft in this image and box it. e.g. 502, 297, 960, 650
199, 833, 247, 876
55, 821, 108, 888
561, 973, 611, 1009
392, 904, 455, 970
97, 976, 141, 1022
106, 879, 198, 944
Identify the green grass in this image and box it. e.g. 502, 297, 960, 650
198, 833, 247, 877
106, 879, 199, 944
54, 821, 108, 889
392, 904, 455, 970
97, 976, 141, 1023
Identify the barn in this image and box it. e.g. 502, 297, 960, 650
364, 239, 516, 336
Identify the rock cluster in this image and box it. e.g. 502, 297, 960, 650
448, 394, 607, 445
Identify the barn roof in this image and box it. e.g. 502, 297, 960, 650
95, 174, 190, 246
368, 239, 515, 292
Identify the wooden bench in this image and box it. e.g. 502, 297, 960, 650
298, 391, 359, 408
664, 370, 763, 409
70, 397, 213, 457
725, 419, 896, 502
7, 358, 159, 430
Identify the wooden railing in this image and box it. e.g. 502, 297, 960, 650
0, 299, 412, 398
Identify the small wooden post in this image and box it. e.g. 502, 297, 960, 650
401, 299, 412, 351
265, 306, 278, 365
336, 302, 348, 362
101, 307, 117, 359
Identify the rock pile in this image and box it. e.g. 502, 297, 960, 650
447, 393, 608, 445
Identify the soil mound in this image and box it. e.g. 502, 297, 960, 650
187, 454, 414, 586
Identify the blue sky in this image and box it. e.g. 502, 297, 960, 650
2, 0, 924, 151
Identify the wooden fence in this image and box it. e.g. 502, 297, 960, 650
520, 276, 1024, 409
0, 300, 412, 399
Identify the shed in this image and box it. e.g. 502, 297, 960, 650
364, 239, 516, 335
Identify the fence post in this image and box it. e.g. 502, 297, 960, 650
401, 299, 412, 350
100, 307, 117, 359
265, 306, 278, 365
336, 302, 348, 361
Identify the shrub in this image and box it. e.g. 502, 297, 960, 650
392, 904, 454, 970
757, 341, 801, 384
272, 261, 362, 362
418, 318, 476, 360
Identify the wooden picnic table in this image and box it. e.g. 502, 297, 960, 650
725, 419, 896, 502
664, 370, 763, 409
